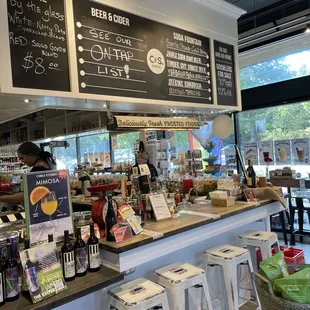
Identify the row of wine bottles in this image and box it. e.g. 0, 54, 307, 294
61, 223, 100, 282
0, 223, 101, 307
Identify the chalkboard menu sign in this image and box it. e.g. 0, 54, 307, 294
73, 0, 212, 104
214, 41, 236, 106
7, 0, 70, 91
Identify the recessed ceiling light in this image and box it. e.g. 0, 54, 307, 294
24, 99, 31, 103
306, 24, 310, 33
210, 110, 214, 114
102, 103, 107, 108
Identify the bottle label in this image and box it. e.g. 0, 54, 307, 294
247, 177, 252, 186
75, 247, 87, 274
5, 267, 19, 298
88, 244, 100, 269
63, 251, 75, 278
25, 267, 40, 293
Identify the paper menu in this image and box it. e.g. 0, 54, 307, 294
259, 141, 274, 165
244, 142, 258, 165
275, 140, 291, 165
292, 138, 309, 164
148, 194, 171, 221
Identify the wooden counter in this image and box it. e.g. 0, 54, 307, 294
2, 266, 123, 310
100, 200, 274, 254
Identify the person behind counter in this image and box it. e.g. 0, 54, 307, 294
0, 142, 56, 203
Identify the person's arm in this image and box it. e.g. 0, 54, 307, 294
0, 192, 24, 204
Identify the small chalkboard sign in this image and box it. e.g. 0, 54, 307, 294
73, 0, 213, 104
7, 0, 70, 91
214, 40, 237, 106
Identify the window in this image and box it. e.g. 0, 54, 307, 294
113, 132, 140, 164
54, 138, 77, 172
79, 133, 111, 167
238, 101, 310, 177
240, 49, 310, 90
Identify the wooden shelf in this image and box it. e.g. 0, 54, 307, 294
1, 266, 123, 310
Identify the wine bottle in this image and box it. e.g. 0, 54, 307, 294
247, 160, 256, 188
24, 246, 41, 299
74, 227, 87, 277
5, 243, 19, 301
105, 195, 117, 242
87, 224, 100, 272
0, 258, 5, 306
48, 234, 53, 243
61, 230, 75, 282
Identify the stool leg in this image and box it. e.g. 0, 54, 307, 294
273, 241, 280, 254
279, 211, 288, 245
260, 246, 272, 260
188, 286, 202, 310
223, 265, 239, 310
201, 276, 213, 310
161, 294, 170, 310
169, 288, 186, 310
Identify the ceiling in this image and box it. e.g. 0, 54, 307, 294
0, 93, 227, 124
226, 0, 310, 53
225, 0, 281, 14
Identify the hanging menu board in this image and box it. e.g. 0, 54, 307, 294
214, 40, 237, 106
73, 0, 212, 104
6, 0, 70, 91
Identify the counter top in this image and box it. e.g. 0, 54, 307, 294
2, 266, 123, 310
99, 199, 274, 254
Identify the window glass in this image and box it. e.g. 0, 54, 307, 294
79, 133, 111, 167
238, 101, 310, 177
240, 49, 310, 90
113, 132, 140, 164
53, 138, 77, 172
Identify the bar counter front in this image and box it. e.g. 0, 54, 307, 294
99, 199, 283, 280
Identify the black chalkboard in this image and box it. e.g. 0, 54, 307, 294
73, 0, 212, 104
7, 0, 70, 91
214, 40, 237, 106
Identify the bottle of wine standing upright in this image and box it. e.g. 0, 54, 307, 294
105, 194, 117, 242
4, 243, 19, 302
61, 230, 75, 282
87, 224, 100, 272
74, 227, 87, 277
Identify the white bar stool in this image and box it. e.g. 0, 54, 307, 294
239, 231, 280, 267
108, 278, 170, 310
204, 245, 261, 310
154, 262, 213, 310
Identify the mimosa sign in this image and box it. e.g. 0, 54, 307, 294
24, 170, 73, 245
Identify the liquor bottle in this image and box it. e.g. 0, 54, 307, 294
24, 246, 41, 299
247, 160, 256, 188
61, 230, 75, 282
0, 260, 5, 307
105, 195, 117, 242
87, 224, 100, 272
5, 243, 19, 301
74, 227, 87, 277
48, 234, 53, 243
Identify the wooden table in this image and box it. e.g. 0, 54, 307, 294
2, 266, 123, 310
